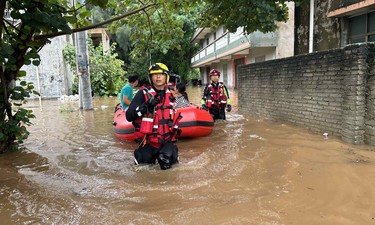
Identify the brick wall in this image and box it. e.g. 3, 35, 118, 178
238, 43, 375, 145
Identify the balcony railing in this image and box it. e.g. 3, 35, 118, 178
191, 31, 276, 66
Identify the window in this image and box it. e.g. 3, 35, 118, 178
206, 38, 209, 45
349, 11, 375, 44
214, 32, 216, 40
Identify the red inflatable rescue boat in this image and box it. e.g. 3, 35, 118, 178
112, 105, 214, 141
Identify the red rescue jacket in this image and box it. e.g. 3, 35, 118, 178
205, 82, 227, 109
133, 85, 181, 148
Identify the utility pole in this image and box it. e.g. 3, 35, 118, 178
75, 30, 93, 110
74, 0, 93, 110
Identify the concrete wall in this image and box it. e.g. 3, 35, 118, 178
247, 47, 276, 63
21, 35, 74, 98
238, 43, 375, 145
276, 1, 295, 58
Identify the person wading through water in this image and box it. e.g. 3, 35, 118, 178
126, 63, 182, 170
201, 69, 231, 121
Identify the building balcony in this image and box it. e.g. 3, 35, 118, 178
191, 30, 277, 68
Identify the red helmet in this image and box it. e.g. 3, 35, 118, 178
209, 69, 220, 77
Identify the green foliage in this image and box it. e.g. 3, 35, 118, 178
111, 1, 189, 56
91, 6, 114, 25
0, 0, 113, 152
95, 0, 302, 83
0, 108, 34, 150
62, 43, 79, 94
63, 38, 126, 96
62, 43, 78, 76
195, 0, 307, 34
109, 0, 200, 82
186, 68, 200, 81
88, 39, 126, 96
114, 26, 132, 59
127, 56, 151, 85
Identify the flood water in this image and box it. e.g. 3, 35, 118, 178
1, 86, 375, 225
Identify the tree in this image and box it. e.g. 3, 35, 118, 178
0, 0, 156, 153
107, 0, 306, 81
63, 38, 126, 96
196, 0, 308, 34
109, 1, 200, 82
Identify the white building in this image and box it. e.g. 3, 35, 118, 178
190, 2, 296, 88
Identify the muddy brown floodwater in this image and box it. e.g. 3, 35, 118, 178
0, 86, 375, 225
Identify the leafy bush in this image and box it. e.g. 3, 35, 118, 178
63, 38, 126, 96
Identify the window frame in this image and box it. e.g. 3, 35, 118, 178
349, 11, 375, 44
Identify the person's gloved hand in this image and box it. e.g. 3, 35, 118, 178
136, 102, 148, 116
147, 95, 160, 109
201, 104, 209, 111
226, 104, 232, 112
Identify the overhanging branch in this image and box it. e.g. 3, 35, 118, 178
33, 3, 158, 41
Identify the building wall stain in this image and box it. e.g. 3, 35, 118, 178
296, 0, 342, 55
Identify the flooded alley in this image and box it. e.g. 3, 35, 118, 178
0, 86, 375, 225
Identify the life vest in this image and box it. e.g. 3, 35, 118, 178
133, 85, 182, 148
205, 82, 227, 109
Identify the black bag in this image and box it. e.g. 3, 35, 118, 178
157, 142, 179, 170
134, 145, 159, 165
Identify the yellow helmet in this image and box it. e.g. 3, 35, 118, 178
149, 63, 170, 83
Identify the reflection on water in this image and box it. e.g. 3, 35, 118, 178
1, 86, 375, 224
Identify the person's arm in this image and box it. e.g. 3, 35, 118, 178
126, 91, 146, 122
201, 84, 208, 105
119, 86, 125, 108
223, 85, 231, 105
223, 84, 232, 112
123, 95, 131, 106
123, 86, 134, 106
